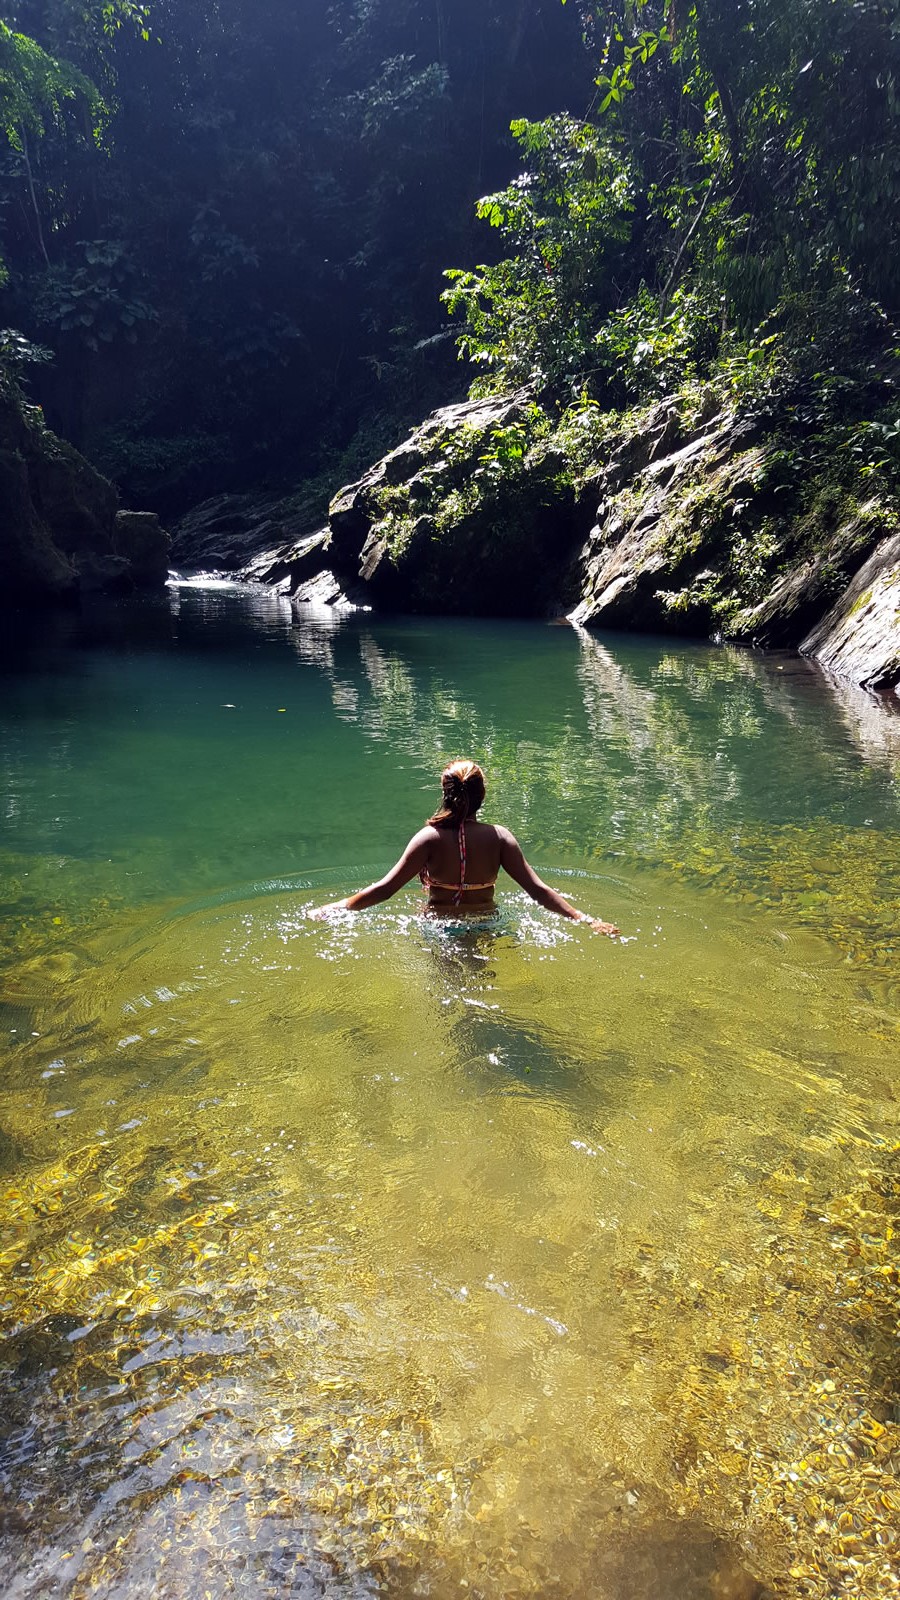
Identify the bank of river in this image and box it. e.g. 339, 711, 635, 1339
1, 585, 898, 1599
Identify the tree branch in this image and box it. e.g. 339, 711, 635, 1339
659, 155, 725, 313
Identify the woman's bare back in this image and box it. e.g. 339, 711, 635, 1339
421, 820, 503, 900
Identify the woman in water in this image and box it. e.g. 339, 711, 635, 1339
314, 759, 619, 936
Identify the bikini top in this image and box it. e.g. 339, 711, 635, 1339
420, 821, 497, 903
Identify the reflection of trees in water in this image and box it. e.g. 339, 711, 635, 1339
292, 617, 528, 815
576, 627, 900, 845
574, 632, 746, 853
287, 610, 900, 869
357, 635, 418, 744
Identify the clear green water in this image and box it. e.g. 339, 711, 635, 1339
1, 586, 898, 1600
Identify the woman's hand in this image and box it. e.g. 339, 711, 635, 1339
586, 917, 619, 938
308, 900, 348, 920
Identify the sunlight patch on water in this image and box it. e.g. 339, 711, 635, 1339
1, 873, 898, 1599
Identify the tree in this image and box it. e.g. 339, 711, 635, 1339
442, 115, 636, 393
0, 19, 99, 271
443, 0, 900, 407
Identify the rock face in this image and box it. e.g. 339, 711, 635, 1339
170, 488, 350, 602
569, 410, 760, 631
567, 400, 899, 696
170, 489, 324, 573
734, 498, 885, 647
800, 533, 900, 691
0, 390, 170, 601
113, 511, 171, 590
316, 389, 896, 693
239, 529, 332, 594
171, 385, 899, 696
172, 392, 582, 616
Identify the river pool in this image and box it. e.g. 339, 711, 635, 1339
0, 585, 898, 1600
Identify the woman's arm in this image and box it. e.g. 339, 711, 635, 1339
498, 828, 619, 938
311, 828, 434, 916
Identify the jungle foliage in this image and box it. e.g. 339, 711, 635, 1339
435, 0, 900, 564
444, 0, 900, 399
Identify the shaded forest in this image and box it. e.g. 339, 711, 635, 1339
1, 0, 594, 508
3, 1, 898, 513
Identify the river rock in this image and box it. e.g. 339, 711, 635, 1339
171, 489, 324, 571
114, 511, 171, 588
0, 440, 76, 596
291, 569, 367, 609
732, 497, 887, 646
239, 527, 332, 594
800, 531, 900, 694
328, 392, 533, 554
569, 409, 768, 632
567, 395, 899, 698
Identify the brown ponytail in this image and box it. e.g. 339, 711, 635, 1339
427, 759, 486, 829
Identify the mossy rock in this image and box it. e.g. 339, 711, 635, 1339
328, 390, 580, 615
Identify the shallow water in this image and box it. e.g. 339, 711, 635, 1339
1, 587, 898, 1599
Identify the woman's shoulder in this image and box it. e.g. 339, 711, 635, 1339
413, 823, 441, 843
472, 820, 512, 846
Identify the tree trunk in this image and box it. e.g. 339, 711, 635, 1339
20, 128, 51, 267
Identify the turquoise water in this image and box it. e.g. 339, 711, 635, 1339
0, 584, 898, 1599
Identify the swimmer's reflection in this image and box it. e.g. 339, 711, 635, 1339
420, 917, 594, 1101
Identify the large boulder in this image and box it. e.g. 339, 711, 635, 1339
171, 488, 326, 572
114, 511, 171, 588
0, 444, 76, 595
326, 390, 582, 615
28, 432, 118, 561
291, 569, 368, 610
569, 406, 780, 634
567, 397, 899, 696
239, 527, 332, 594
733, 499, 886, 647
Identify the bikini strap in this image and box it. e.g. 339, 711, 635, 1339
453, 820, 467, 904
